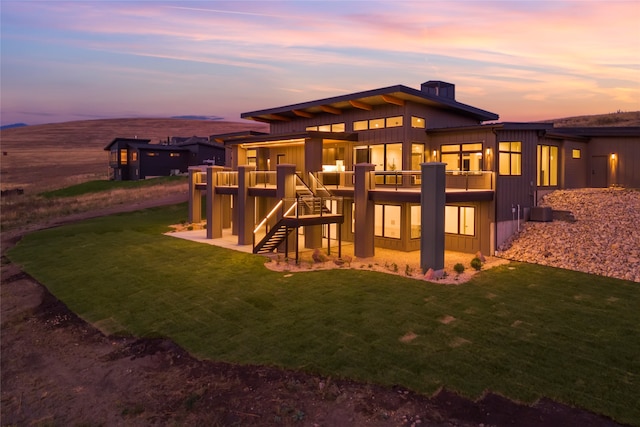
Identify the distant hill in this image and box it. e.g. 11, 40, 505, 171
170, 115, 225, 121
544, 111, 640, 127
0, 118, 268, 192
0, 123, 28, 130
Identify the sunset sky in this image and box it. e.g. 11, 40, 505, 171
1, 0, 639, 126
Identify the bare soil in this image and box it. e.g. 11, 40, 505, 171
0, 199, 625, 427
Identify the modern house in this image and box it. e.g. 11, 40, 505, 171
105, 136, 228, 181
186, 80, 640, 271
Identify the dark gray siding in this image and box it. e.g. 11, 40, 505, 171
494, 129, 538, 222
588, 136, 640, 188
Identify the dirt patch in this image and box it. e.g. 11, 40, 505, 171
0, 200, 626, 426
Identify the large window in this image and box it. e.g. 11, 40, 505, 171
411, 144, 424, 170
537, 145, 558, 186
499, 142, 522, 175
410, 205, 421, 238
440, 143, 483, 171
445, 206, 475, 236
374, 204, 401, 239
355, 143, 403, 172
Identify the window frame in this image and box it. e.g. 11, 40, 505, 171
498, 141, 522, 176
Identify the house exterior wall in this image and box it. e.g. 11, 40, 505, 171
588, 136, 640, 188
138, 150, 188, 178
560, 139, 589, 188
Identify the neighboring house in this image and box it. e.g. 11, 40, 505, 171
185, 80, 639, 271
105, 136, 229, 180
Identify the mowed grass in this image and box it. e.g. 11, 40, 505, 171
8, 204, 640, 425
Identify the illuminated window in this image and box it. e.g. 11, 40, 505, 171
369, 118, 385, 129
120, 149, 128, 165
410, 205, 421, 239
331, 123, 345, 132
306, 125, 318, 131
445, 206, 475, 236
353, 120, 368, 131
147, 152, 158, 157
247, 148, 257, 166
537, 145, 558, 186
572, 149, 581, 159
411, 116, 426, 128
318, 124, 331, 132
374, 204, 401, 239
440, 143, 483, 171
499, 142, 521, 175
170, 152, 181, 157
411, 144, 424, 170
386, 116, 403, 128
131, 151, 137, 162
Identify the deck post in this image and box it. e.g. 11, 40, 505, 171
188, 166, 204, 223
207, 166, 224, 239
237, 164, 256, 245
354, 163, 376, 258
420, 162, 446, 273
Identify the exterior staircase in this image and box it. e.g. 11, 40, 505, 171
253, 221, 294, 254
252, 174, 343, 255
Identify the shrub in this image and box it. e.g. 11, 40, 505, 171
470, 257, 483, 271
453, 263, 465, 274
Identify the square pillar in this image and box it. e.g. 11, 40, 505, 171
188, 167, 204, 223
420, 162, 446, 273
237, 165, 256, 245
206, 166, 224, 239
354, 163, 376, 258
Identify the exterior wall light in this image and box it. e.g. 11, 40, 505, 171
610, 153, 616, 160
432, 150, 437, 160
486, 148, 492, 156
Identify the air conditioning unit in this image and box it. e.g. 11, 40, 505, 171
529, 206, 552, 222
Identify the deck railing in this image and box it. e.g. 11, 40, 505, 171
314, 171, 355, 189
249, 171, 277, 187
216, 171, 238, 186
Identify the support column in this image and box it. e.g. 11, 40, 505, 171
354, 163, 375, 258
304, 137, 324, 249
237, 165, 256, 245
420, 162, 446, 273
277, 164, 297, 254
206, 166, 224, 239
188, 167, 204, 223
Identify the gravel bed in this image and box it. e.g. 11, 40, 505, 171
498, 188, 640, 282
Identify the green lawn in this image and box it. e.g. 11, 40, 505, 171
8, 204, 640, 425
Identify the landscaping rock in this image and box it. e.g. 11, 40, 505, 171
498, 188, 640, 283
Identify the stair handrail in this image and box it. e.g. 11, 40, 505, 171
308, 172, 333, 197
253, 199, 283, 235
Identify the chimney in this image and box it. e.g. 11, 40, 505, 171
421, 81, 455, 99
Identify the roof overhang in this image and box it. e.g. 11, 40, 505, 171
241, 84, 499, 124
